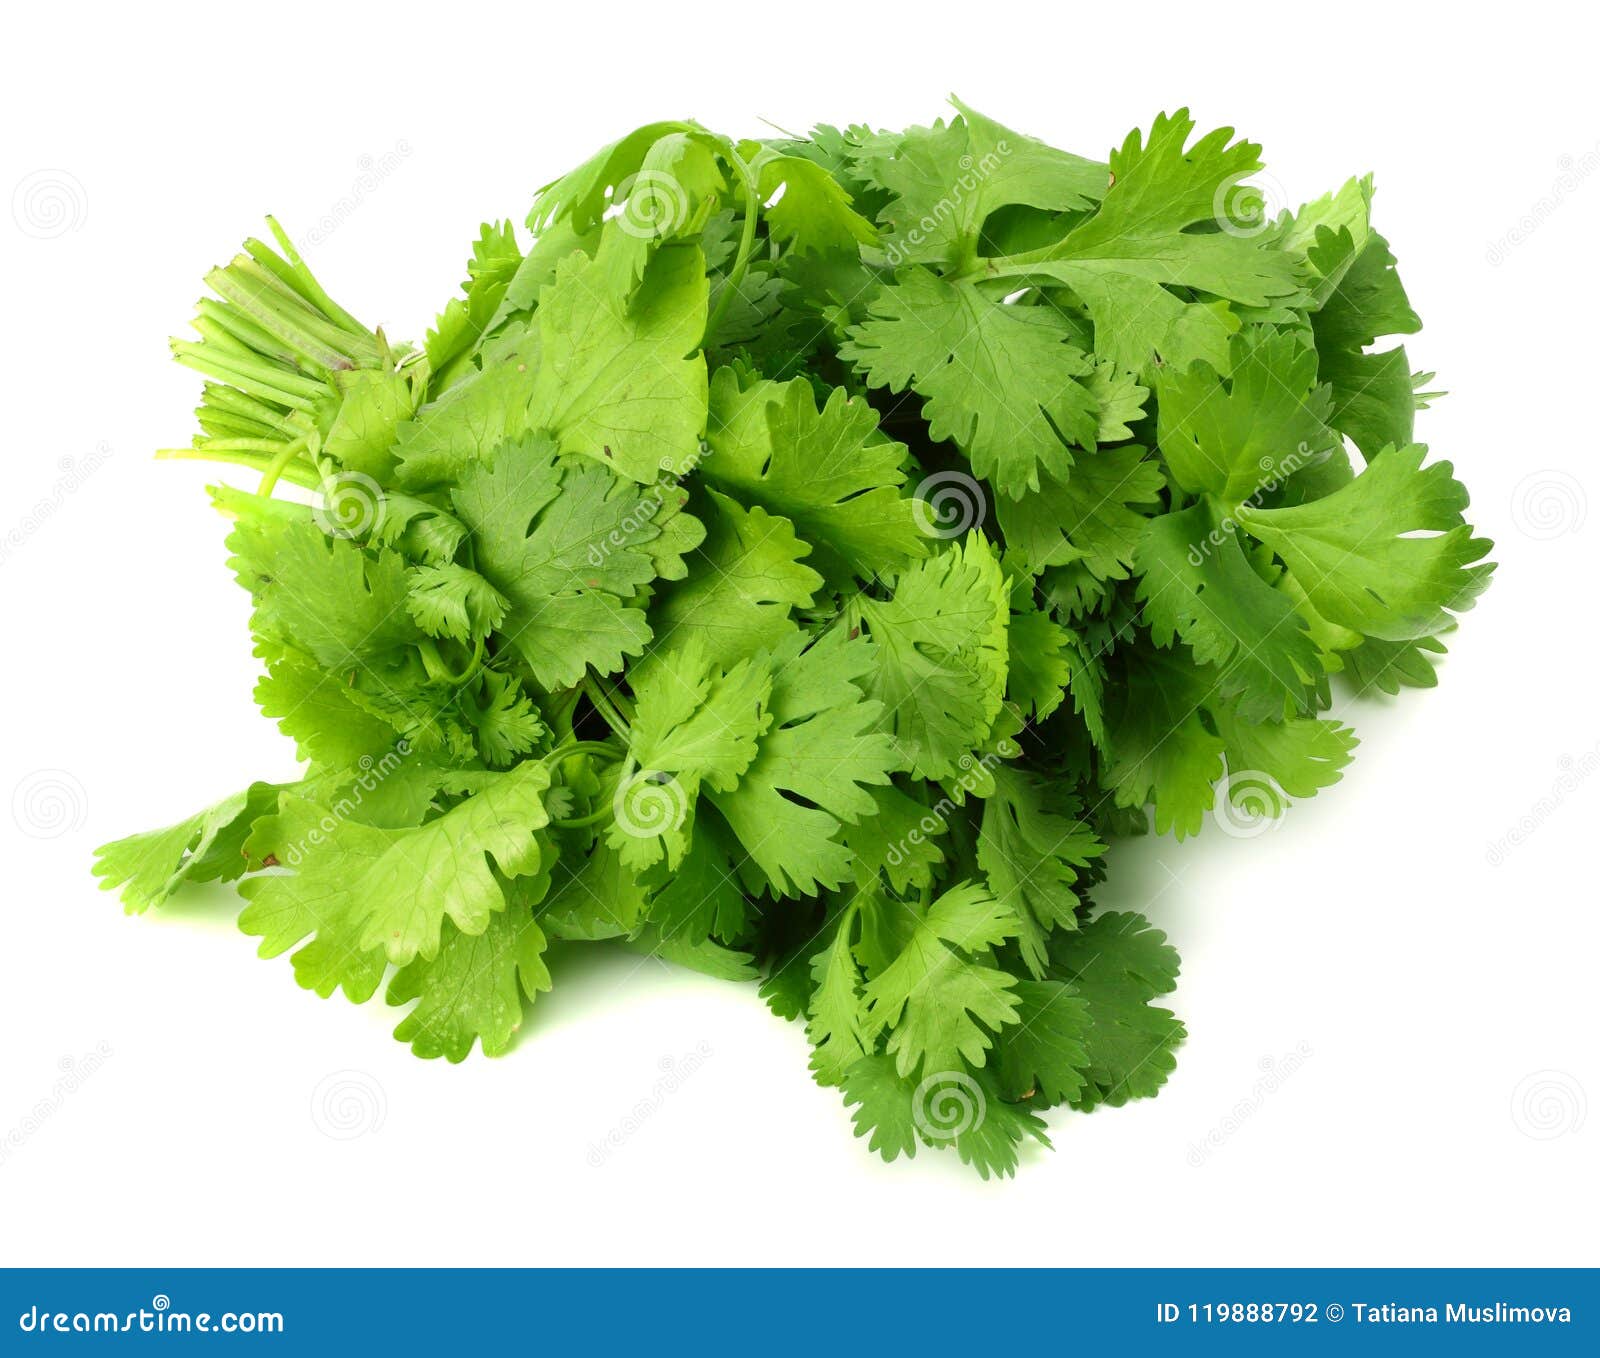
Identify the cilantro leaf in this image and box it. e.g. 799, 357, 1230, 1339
851, 536, 1009, 779
452, 434, 697, 688
648, 488, 821, 663
240, 762, 552, 970
1237, 443, 1494, 641
841, 268, 1098, 495
860, 881, 1022, 1079
709, 629, 898, 897
1049, 911, 1184, 1109
388, 885, 553, 1062
103, 101, 1493, 1178
702, 369, 925, 586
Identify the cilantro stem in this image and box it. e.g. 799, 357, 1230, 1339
256, 438, 309, 496
155, 446, 321, 489
702, 143, 760, 349
418, 636, 484, 687
543, 739, 621, 764
581, 673, 633, 740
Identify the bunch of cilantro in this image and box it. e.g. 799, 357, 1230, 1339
94, 101, 1491, 1177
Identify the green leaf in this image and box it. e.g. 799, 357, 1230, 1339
648, 488, 821, 664
388, 884, 552, 1061
612, 638, 771, 870
701, 370, 925, 586
995, 979, 1091, 1108
709, 629, 898, 897
93, 783, 278, 914
524, 235, 709, 483
977, 768, 1103, 976
997, 445, 1163, 577
743, 146, 878, 257
842, 268, 1098, 496
805, 904, 870, 1086
860, 881, 1022, 1079
1154, 330, 1337, 505
405, 563, 508, 643
425, 220, 523, 386
1237, 443, 1494, 641
989, 111, 1302, 374
852, 97, 1105, 270
239, 761, 552, 971
393, 322, 541, 487
1049, 911, 1184, 1108
452, 435, 691, 689
1103, 642, 1225, 839
853, 536, 1009, 779
1135, 503, 1321, 722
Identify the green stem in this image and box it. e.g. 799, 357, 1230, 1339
543, 739, 622, 765
155, 446, 321, 489
256, 438, 308, 496
418, 636, 484, 686
702, 143, 760, 348
581, 673, 633, 739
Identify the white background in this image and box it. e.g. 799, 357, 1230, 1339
2, 0, 1594, 1267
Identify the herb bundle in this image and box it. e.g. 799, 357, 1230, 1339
95, 101, 1491, 1176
